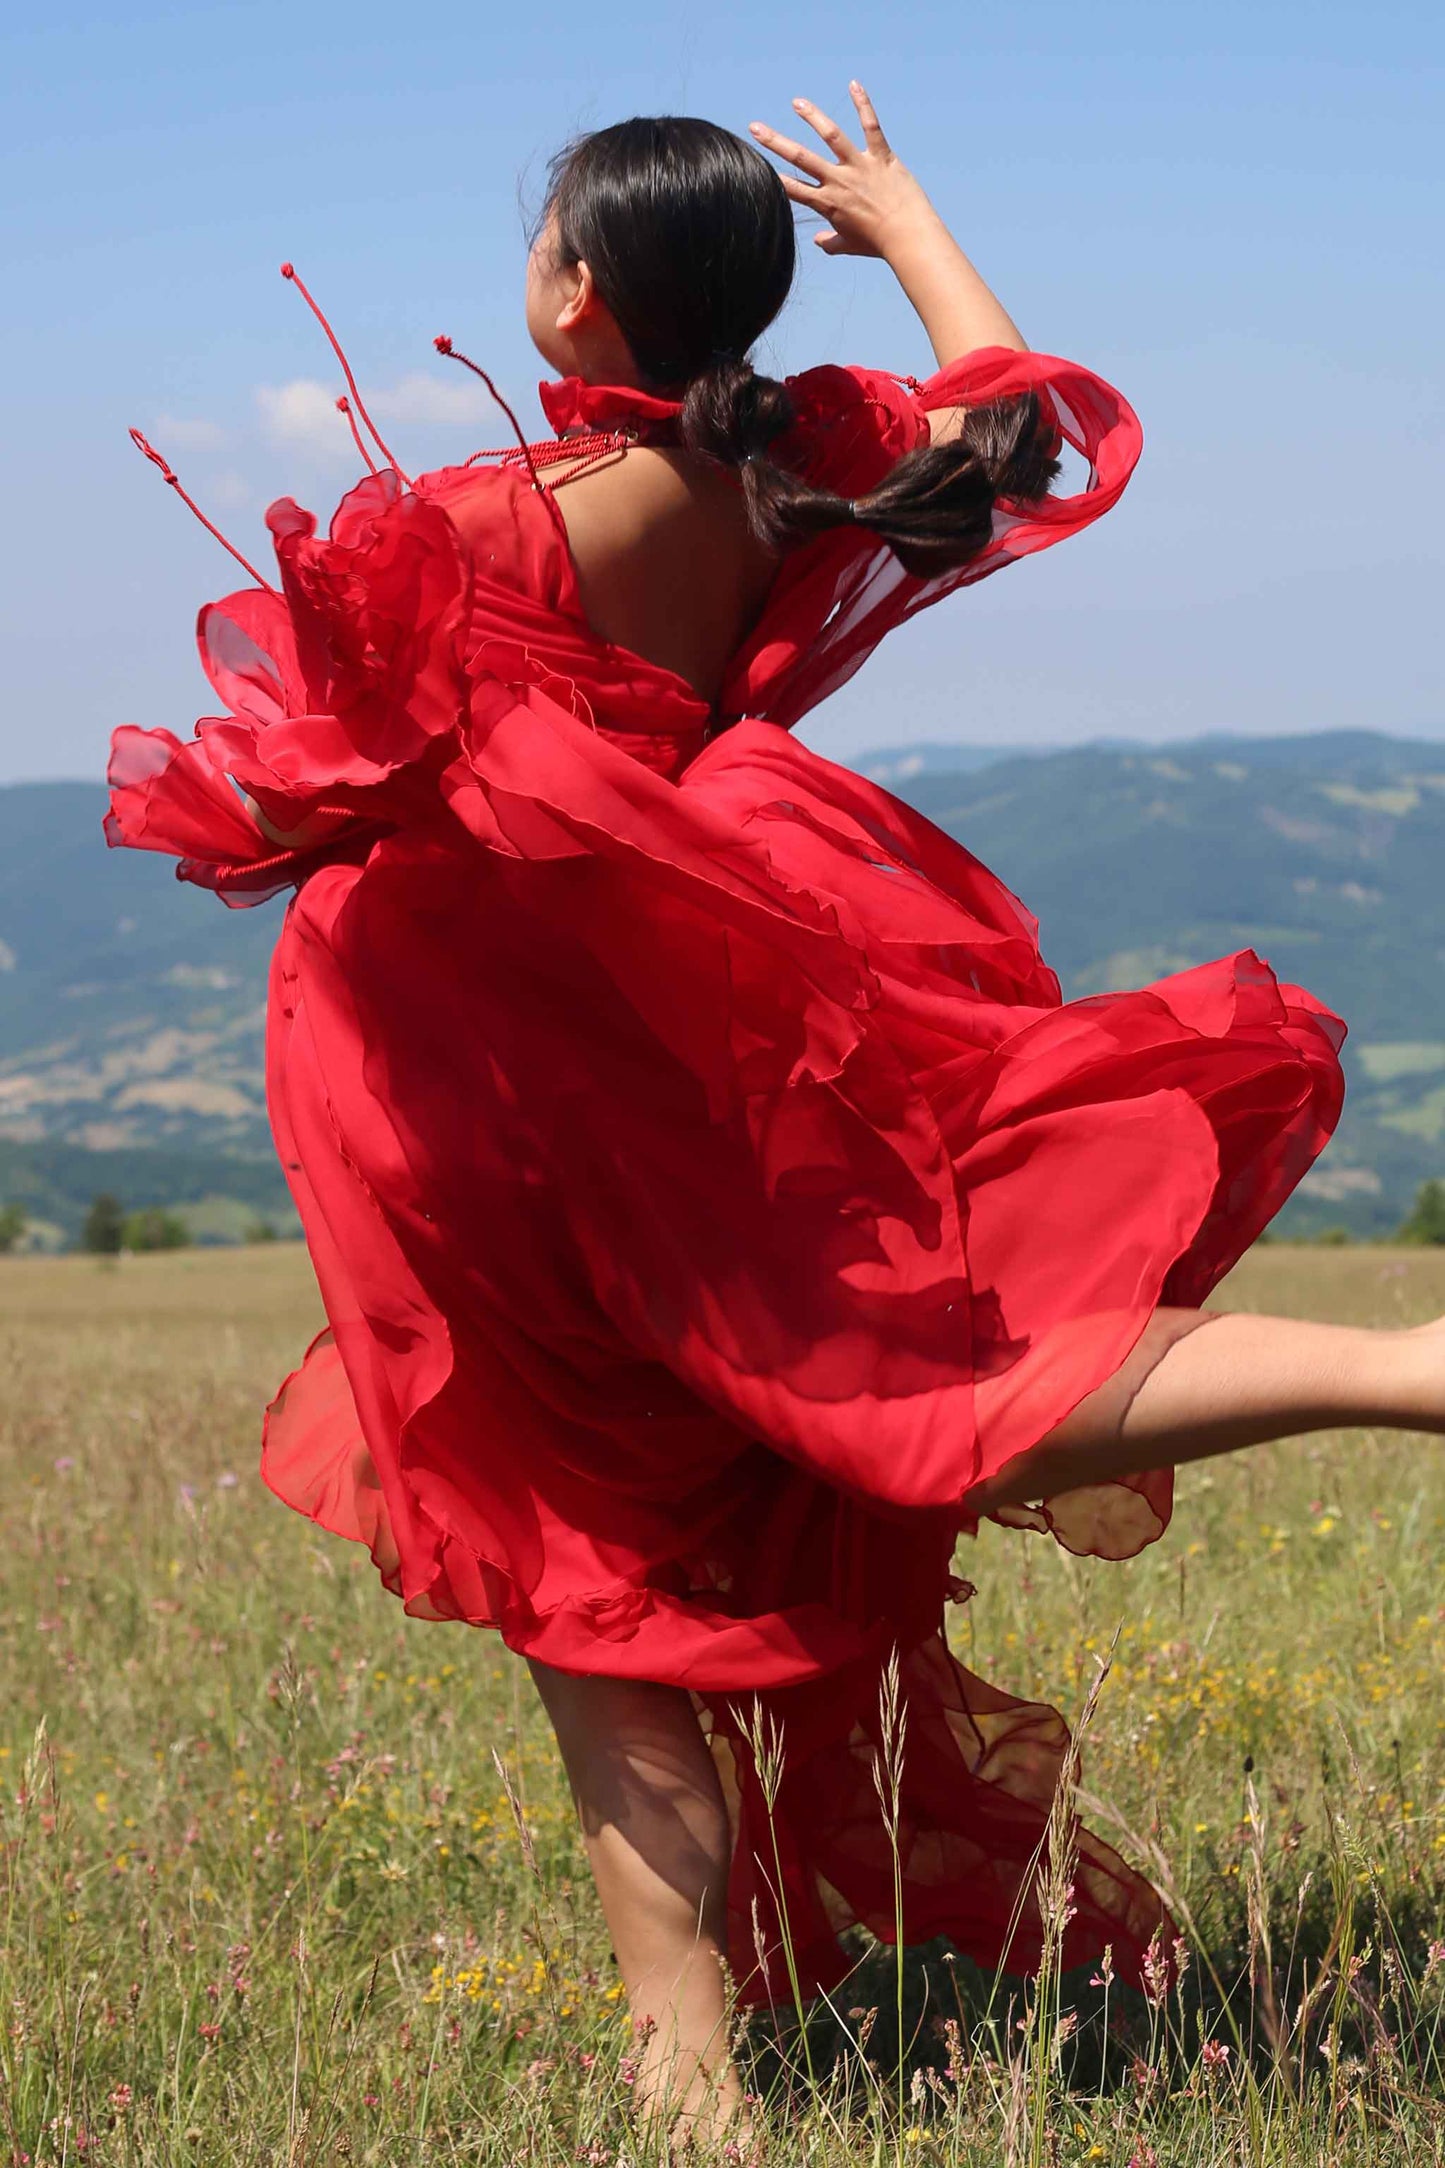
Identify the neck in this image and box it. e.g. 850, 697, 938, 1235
560, 329, 650, 391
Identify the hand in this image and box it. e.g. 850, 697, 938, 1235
749, 83, 940, 260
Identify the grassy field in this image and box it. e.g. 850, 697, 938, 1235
4, 1245, 1445, 2165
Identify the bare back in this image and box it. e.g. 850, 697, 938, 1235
543, 449, 780, 704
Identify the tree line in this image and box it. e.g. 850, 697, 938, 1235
5, 1183, 1445, 1258
0, 1194, 279, 1254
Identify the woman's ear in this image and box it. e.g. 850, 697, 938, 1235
555, 258, 595, 334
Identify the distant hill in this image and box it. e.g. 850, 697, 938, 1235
0, 782, 281, 1240
854, 742, 1050, 784
4, 731, 1445, 1239
884, 732, 1445, 1234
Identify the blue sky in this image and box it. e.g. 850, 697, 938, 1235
3, 0, 1441, 781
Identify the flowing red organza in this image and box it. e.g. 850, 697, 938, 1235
106, 346, 1345, 2000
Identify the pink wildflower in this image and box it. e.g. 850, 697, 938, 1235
1141, 1930, 1169, 2009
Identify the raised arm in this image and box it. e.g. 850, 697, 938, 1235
749, 84, 1026, 439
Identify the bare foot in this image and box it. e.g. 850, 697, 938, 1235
637, 2055, 758, 2160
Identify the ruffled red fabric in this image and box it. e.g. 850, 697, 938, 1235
106, 349, 1344, 2001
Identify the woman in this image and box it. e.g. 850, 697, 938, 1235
108, 88, 1430, 2142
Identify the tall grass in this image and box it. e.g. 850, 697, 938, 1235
3, 1244, 1445, 2162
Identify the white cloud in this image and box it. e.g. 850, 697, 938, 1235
152, 414, 225, 450
369, 372, 491, 426
255, 377, 354, 459
254, 371, 497, 464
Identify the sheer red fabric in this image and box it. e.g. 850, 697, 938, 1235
106, 348, 1344, 2000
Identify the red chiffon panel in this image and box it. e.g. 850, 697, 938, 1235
724, 348, 1143, 727
105, 347, 1343, 2002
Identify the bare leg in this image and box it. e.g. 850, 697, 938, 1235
527, 1659, 743, 2141
971, 1306, 1445, 1514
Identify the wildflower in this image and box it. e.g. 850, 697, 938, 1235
1200, 2038, 1231, 2069
198, 2021, 221, 2040
1128, 2149, 1159, 2168
617, 2055, 639, 2088
1088, 1943, 1115, 1989
108, 2085, 132, 2114
1141, 1930, 1169, 2009
53, 1457, 74, 1473
1425, 1940, 1445, 1981
216, 1471, 239, 1488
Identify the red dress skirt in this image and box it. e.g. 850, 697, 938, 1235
107, 347, 1344, 2000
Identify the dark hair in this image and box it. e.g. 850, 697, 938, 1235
542, 118, 1060, 576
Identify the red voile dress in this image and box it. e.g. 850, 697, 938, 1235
107, 348, 1344, 2000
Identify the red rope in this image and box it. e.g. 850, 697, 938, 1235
433, 336, 571, 540
336, 396, 380, 475
128, 429, 278, 595
212, 807, 378, 888
281, 263, 411, 484
465, 429, 630, 475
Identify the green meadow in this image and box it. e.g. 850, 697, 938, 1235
4, 1243, 1445, 2164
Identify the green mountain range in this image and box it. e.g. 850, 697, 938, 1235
3, 731, 1444, 1241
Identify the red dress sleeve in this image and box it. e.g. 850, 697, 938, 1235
770, 362, 931, 491
720, 348, 1142, 729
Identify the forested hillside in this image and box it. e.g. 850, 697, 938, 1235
5, 731, 1445, 1239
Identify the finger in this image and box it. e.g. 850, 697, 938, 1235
849, 79, 890, 154
748, 120, 831, 182
814, 228, 852, 255
778, 173, 825, 207
790, 95, 856, 163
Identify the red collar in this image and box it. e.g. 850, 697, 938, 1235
539, 377, 685, 438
